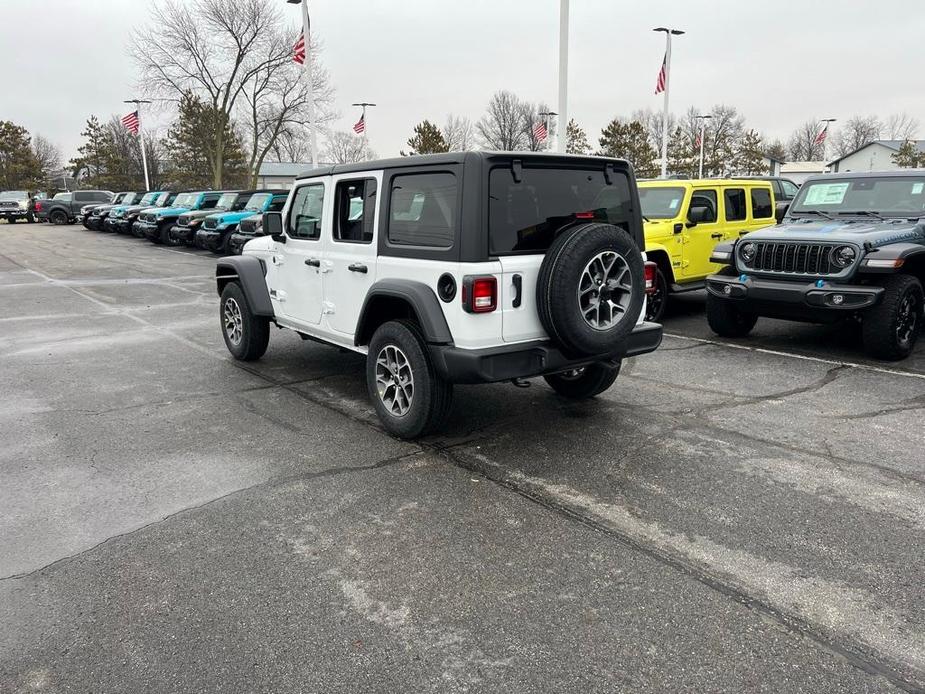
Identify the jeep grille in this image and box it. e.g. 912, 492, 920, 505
177, 215, 191, 226
203, 217, 218, 229
141, 213, 156, 223
238, 217, 258, 234
739, 241, 849, 277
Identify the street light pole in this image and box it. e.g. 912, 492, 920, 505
352, 103, 376, 140
696, 114, 712, 179
654, 27, 684, 178
287, 0, 316, 167
124, 99, 152, 189
539, 111, 557, 151
556, 0, 569, 153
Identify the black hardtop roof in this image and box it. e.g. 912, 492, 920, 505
803, 170, 925, 184
295, 151, 631, 180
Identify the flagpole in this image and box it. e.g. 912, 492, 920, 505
654, 27, 684, 178
300, 0, 317, 168
556, 0, 569, 153
818, 117, 836, 164
125, 99, 151, 189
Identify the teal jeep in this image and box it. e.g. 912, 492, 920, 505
136, 191, 223, 244
195, 190, 288, 253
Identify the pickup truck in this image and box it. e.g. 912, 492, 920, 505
0, 191, 36, 223
35, 190, 113, 225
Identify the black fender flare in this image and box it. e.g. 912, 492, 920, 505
215, 256, 274, 317
355, 280, 453, 346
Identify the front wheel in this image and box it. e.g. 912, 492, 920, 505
366, 320, 453, 439
544, 362, 620, 399
862, 274, 923, 360
706, 293, 758, 338
219, 282, 270, 361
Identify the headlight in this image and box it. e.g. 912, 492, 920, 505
740, 242, 757, 264
831, 245, 857, 268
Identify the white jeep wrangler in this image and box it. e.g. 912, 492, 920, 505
215, 152, 662, 438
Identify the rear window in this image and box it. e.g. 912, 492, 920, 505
724, 188, 747, 221
489, 166, 633, 255
750, 187, 773, 219
388, 172, 457, 248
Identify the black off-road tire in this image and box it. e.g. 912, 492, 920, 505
706, 292, 758, 338
544, 361, 621, 399
49, 209, 68, 225
219, 282, 270, 361
366, 320, 453, 439
536, 223, 644, 356
645, 266, 669, 322
862, 274, 923, 361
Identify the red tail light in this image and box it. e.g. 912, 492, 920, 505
34, 201, 43, 212
462, 276, 497, 313
575, 211, 594, 219
644, 261, 657, 295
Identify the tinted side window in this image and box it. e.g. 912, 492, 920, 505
334, 178, 377, 244
689, 190, 718, 223
288, 183, 324, 240
750, 188, 773, 219
74, 192, 90, 202
780, 180, 800, 199
388, 172, 456, 248
724, 188, 747, 221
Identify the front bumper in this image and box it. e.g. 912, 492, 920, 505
195, 228, 225, 251
170, 224, 198, 243
227, 233, 256, 255
87, 216, 103, 229
430, 321, 663, 384
137, 221, 160, 240
706, 273, 885, 321
0, 209, 28, 219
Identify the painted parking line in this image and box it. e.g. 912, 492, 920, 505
664, 332, 925, 382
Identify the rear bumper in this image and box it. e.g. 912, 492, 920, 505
706, 273, 884, 321
430, 321, 663, 384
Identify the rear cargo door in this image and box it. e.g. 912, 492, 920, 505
498, 255, 547, 343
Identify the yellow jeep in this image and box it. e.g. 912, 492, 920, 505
638, 179, 777, 321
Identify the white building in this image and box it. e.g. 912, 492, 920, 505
828, 140, 925, 173
779, 161, 829, 185
254, 161, 333, 189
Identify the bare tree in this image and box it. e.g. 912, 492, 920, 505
131, 0, 330, 187
831, 115, 882, 158
885, 113, 919, 141
443, 114, 474, 151
31, 135, 60, 184
267, 125, 312, 163
477, 91, 530, 151
631, 108, 676, 153
521, 101, 552, 151
788, 120, 826, 161
321, 131, 375, 164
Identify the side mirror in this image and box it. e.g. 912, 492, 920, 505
264, 211, 285, 243
687, 206, 710, 226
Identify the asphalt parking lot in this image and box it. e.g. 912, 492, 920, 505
1, 223, 924, 693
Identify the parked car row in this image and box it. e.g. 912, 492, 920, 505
76, 187, 284, 254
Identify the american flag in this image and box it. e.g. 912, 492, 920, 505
532, 121, 548, 142
293, 32, 306, 65
694, 133, 702, 148
353, 115, 366, 134
654, 52, 667, 95
814, 124, 829, 146
121, 111, 140, 135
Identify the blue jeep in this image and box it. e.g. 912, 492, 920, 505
195, 190, 288, 254
136, 191, 223, 244
168, 190, 255, 246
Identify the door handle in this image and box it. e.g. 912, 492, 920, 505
711, 233, 723, 240
512, 274, 522, 308
304, 258, 320, 267
348, 263, 368, 274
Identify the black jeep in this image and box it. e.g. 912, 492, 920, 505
707, 171, 925, 360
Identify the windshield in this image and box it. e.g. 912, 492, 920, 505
172, 193, 199, 208
638, 186, 686, 219
120, 192, 139, 205
138, 193, 158, 206
245, 193, 271, 211
488, 166, 634, 254
0, 191, 27, 201
791, 176, 925, 217
216, 193, 240, 210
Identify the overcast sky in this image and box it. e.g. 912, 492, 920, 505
4, 0, 925, 162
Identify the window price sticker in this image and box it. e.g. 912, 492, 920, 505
803, 182, 849, 206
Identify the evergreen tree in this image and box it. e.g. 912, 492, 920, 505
566, 119, 591, 155
735, 130, 769, 175
70, 116, 113, 188
892, 140, 923, 168
0, 121, 42, 190
163, 92, 247, 189
764, 139, 788, 164
597, 119, 658, 178
403, 120, 449, 155
667, 127, 696, 178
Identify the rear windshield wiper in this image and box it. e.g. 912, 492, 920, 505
838, 210, 886, 221
796, 209, 834, 220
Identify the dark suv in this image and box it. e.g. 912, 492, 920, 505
707, 171, 925, 360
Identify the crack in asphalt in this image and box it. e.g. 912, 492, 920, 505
833, 394, 925, 420
0, 451, 419, 584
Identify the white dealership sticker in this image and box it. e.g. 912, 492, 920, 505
802, 182, 849, 206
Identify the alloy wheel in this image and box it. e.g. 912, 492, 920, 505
223, 297, 243, 345
578, 250, 634, 330
375, 344, 414, 417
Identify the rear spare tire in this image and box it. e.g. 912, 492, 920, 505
536, 223, 644, 356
